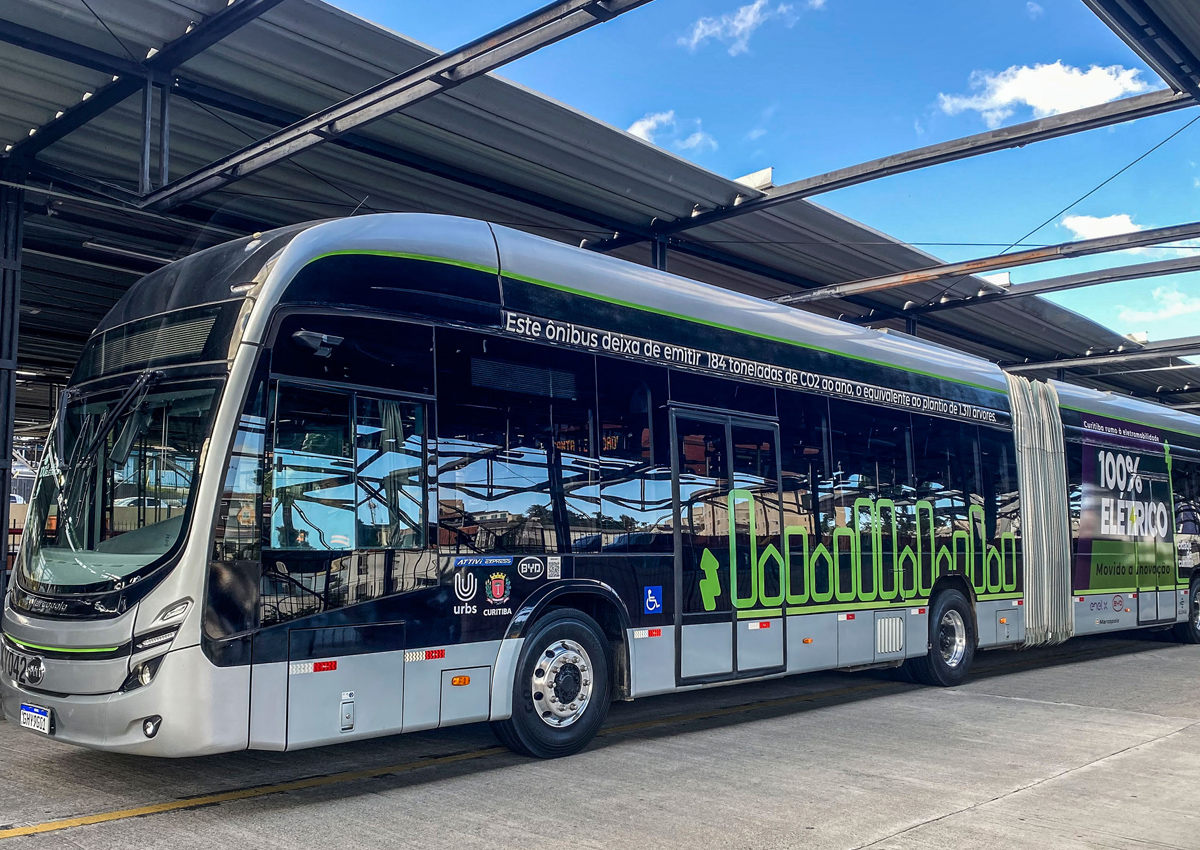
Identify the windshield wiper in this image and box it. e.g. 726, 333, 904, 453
79, 370, 162, 470
61, 370, 162, 517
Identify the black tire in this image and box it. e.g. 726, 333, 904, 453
1172, 579, 1200, 644
491, 608, 611, 759
907, 589, 976, 687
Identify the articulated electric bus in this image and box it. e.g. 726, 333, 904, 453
5, 214, 1200, 758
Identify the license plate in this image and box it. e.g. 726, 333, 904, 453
19, 704, 51, 735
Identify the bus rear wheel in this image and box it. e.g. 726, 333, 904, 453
492, 608, 611, 759
1171, 579, 1200, 644
907, 589, 975, 687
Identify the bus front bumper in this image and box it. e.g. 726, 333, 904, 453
0, 645, 250, 757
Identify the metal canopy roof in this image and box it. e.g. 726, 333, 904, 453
4, 0, 1200, 434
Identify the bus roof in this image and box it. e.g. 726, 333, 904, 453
115, 212, 1200, 439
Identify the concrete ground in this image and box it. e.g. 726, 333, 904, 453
1, 632, 1199, 849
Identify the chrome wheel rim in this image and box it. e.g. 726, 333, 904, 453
531, 639, 592, 728
939, 610, 967, 668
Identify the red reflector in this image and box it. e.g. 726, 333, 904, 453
1132, 593, 1138, 598
648, 628, 662, 638
1017, 599, 1024, 605
313, 660, 337, 673
425, 649, 446, 660
918, 608, 926, 614
759, 621, 771, 629
1078, 597, 1085, 602
846, 613, 855, 620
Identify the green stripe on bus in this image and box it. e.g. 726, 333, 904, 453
737, 608, 782, 619
307, 250, 499, 275
7, 637, 119, 654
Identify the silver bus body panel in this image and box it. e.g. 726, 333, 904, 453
285, 648, 406, 751
629, 626, 674, 697
786, 612, 838, 673
249, 661, 288, 751
402, 640, 501, 733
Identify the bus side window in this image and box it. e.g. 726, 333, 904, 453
270, 385, 355, 551
912, 415, 982, 585
778, 391, 829, 602
828, 400, 914, 602
206, 354, 268, 640
436, 329, 596, 555
1172, 454, 1200, 576
597, 359, 672, 554
355, 397, 425, 550
1065, 438, 1083, 538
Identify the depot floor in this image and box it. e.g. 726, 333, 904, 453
1, 633, 1199, 849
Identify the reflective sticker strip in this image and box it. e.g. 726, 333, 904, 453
633, 628, 663, 639
747, 621, 771, 630
289, 660, 338, 675
909, 608, 926, 615
404, 649, 446, 662
1012, 600, 1020, 607
837, 613, 856, 621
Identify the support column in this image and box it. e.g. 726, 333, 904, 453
651, 236, 668, 272
905, 316, 918, 337
0, 170, 24, 581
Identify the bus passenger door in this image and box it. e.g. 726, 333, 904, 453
673, 411, 785, 684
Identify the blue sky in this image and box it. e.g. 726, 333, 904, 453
332, 0, 1200, 342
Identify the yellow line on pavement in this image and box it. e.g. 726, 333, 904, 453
0, 747, 506, 840
0, 640, 1145, 841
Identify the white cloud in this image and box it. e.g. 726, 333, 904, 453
676, 130, 719, 152
938, 61, 1151, 128
807, 0, 827, 8
1026, 2, 1044, 19
1061, 213, 1142, 241
1059, 213, 1200, 258
627, 110, 676, 143
679, 0, 796, 56
1118, 286, 1200, 324
746, 127, 768, 140
1194, 176, 1200, 189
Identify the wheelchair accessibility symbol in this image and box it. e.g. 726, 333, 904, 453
644, 585, 662, 615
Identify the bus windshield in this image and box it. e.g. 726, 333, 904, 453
17, 378, 222, 595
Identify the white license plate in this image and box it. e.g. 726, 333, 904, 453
19, 704, 51, 735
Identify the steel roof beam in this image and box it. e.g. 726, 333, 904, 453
1007, 334, 1200, 372
588, 88, 1194, 255
2, 0, 286, 161
141, 0, 654, 213
0, 17, 148, 78
776, 218, 1200, 305
898, 254, 1200, 315
1083, 0, 1200, 99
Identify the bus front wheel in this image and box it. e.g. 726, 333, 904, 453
907, 589, 975, 687
492, 608, 611, 759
